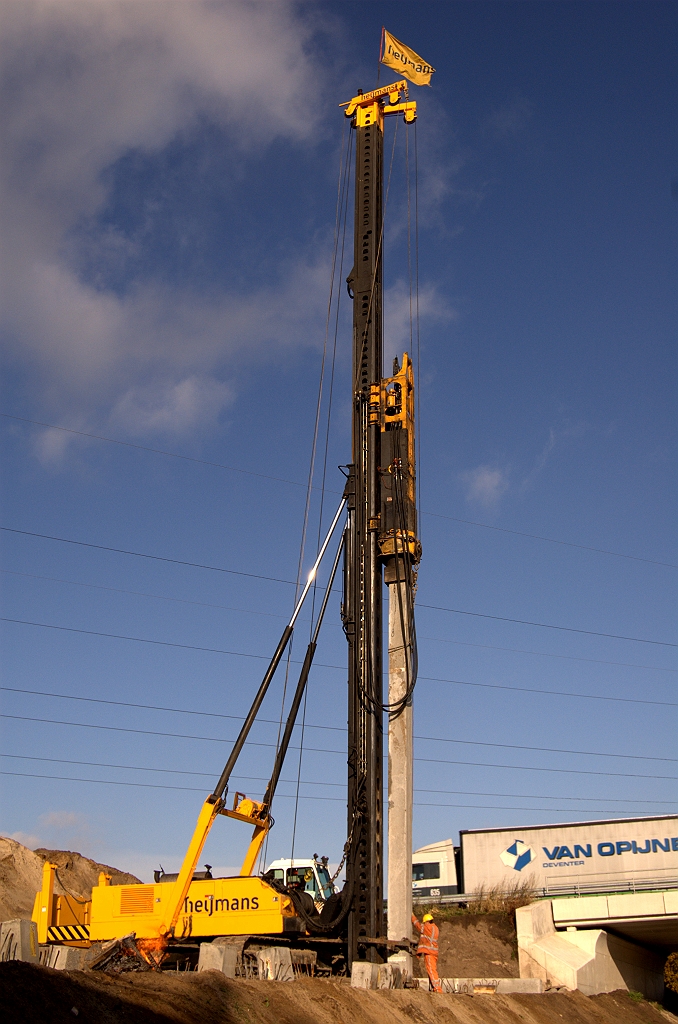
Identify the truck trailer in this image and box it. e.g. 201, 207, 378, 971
411, 815, 678, 901
460, 815, 678, 896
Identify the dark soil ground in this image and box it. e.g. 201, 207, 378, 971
1, 961, 676, 1024
413, 914, 519, 980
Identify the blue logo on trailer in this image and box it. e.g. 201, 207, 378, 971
500, 840, 536, 872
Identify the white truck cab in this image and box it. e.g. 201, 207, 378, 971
412, 838, 459, 899
264, 855, 335, 903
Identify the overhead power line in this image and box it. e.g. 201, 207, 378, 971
412, 754, 677, 781
418, 672, 676, 708
2, 619, 675, 707
3, 753, 675, 806
3, 528, 676, 646
0, 616, 287, 662
0, 770, 345, 799
3, 686, 675, 763
0, 752, 301, 782
3, 568, 675, 674
417, 602, 677, 647
2, 714, 675, 780
418, 788, 676, 806
3, 412, 674, 569
0, 527, 299, 588
415, 733, 677, 763
0, 770, 675, 811
417, 633, 676, 673
422, 509, 677, 569
411, 801, 668, 814
0, 414, 305, 491
0, 569, 287, 620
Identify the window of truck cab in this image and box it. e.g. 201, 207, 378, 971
412, 862, 440, 881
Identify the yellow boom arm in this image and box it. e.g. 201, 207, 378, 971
158, 796, 222, 938
158, 793, 270, 939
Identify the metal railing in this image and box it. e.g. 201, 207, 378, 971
412, 875, 678, 906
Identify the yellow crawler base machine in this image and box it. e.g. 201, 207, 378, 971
34, 500, 349, 966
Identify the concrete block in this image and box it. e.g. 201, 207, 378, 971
220, 945, 239, 978
388, 951, 413, 983
377, 962, 402, 989
50, 945, 84, 970
198, 942, 238, 976
0, 919, 38, 963
290, 949, 316, 976
212, 936, 243, 978
351, 961, 379, 989
39, 944, 59, 967
418, 977, 543, 994
256, 946, 294, 982
496, 978, 544, 994
439, 979, 491, 994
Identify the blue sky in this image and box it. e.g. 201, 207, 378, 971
1, 1, 676, 883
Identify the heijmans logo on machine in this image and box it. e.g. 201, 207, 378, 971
499, 839, 536, 872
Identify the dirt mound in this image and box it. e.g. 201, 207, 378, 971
0, 838, 140, 921
0, 962, 674, 1024
413, 914, 519, 980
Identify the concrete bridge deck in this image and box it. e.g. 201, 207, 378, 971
551, 889, 678, 949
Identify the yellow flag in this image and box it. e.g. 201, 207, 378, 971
380, 29, 435, 87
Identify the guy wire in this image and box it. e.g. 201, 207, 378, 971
289, 121, 354, 862
266, 118, 350, 872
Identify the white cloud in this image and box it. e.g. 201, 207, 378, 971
519, 422, 589, 493
461, 464, 510, 507
519, 428, 557, 493
33, 425, 74, 466
39, 810, 83, 830
112, 375, 234, 435
482, 96, 534, 140
0, 1, 327, 443
383, 279, 454, 367
3, 830, 41, 849
36, 810, 95, 853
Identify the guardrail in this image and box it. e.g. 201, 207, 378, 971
412, 876, 678, 906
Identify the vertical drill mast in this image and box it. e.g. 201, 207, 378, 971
342, 84, 417, 966
345, 95, 385, 966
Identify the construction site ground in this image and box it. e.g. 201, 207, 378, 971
3, 840, 676, 1021
413, 912, 520, 979
2, 960, 677, 1024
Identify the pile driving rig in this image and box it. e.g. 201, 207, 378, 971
34, 80, 421, 973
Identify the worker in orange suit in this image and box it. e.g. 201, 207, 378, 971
412, 911, 442, 992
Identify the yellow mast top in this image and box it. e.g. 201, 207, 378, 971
340, 79, 416, 129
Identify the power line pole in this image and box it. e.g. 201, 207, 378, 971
387, 577, 413, 958
382, 354, 418, 973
